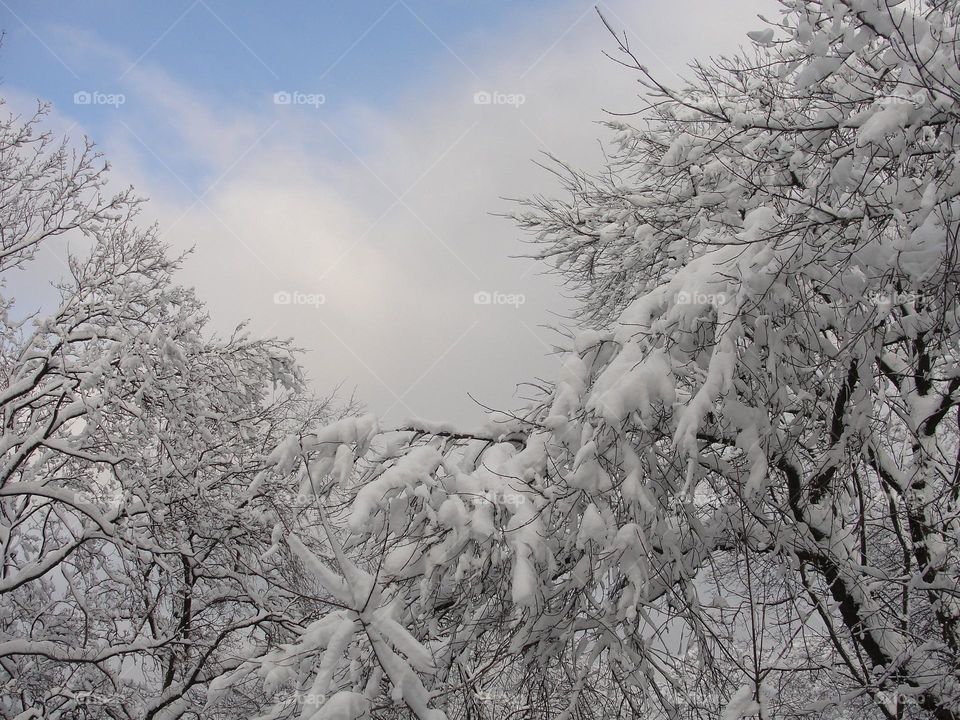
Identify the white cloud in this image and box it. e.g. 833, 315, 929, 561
7, 0, 775, 425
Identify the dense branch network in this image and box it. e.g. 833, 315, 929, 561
4, 1, 960, 719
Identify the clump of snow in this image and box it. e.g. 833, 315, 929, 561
349, 446, 443, 531
576, 503, 609, 548
313, 691, 370, 720
856, 101, 914, 146
722, 685, 760, 720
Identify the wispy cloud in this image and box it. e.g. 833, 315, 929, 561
3, 0, 773, 424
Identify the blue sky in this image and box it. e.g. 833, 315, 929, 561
5, 1, 533, 111
3, 0, 575, 189
0, 0, 772, 426
5, 1, 559, 104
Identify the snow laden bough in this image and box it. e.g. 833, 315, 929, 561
0, 101, 335, 720
226, 2, 960, 719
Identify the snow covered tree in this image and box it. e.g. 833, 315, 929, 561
0, 102, 346, 719
238, 1, 960, 719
